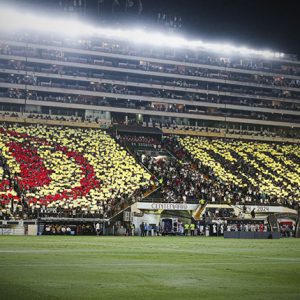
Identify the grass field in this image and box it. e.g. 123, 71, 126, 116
0, 236, 299, 300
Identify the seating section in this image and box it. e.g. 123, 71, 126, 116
179, 137, 300, 203
117, 134, 200, 203
141, 154, 202, 203
0, 124, 152, 217
1, 123, 299, 220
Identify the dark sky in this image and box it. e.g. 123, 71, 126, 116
6, 0, 300, 55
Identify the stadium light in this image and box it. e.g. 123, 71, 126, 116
0, 5, 285, 59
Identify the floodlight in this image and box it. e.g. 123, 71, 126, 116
0, 5, 286, 59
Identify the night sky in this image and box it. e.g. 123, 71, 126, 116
6, 0, 300, 55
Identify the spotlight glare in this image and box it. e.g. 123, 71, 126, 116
0, 5, 287, 59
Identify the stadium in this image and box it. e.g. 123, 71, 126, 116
0, 1, 299, 299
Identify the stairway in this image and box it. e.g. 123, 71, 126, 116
193, 203, 207, 221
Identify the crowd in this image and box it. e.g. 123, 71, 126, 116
115, 133, 300, 207
4, 34, 300, 76
204, 207, 235, 219
2, 39, 300, 91
1, 109, 299, 140
154, 123, 300, 140
279, 223, 295, 237
178, 136, 300, 204
43, 223, 95, 235
118, 134, 199, 203
2, 89, 299, 125
141, 155, 202, 203
0, 124, 152, 219
1, 62, 300, 110
225, 221, 269, 232
0, 119, 299, 222
0, 110, 108, 125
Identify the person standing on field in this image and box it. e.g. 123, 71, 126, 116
95, 223, 101, 236
190, 223, 195, 236
184, 223, 189, 236
140, 222, 145, 237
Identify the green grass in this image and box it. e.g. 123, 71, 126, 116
0, 236, 299, 300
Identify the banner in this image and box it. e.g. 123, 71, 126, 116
137, 202, 198, 211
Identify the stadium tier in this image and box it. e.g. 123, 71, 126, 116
0, 124, 152, 219
0, 31, 300, 138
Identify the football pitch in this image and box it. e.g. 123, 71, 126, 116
0, 236, 299, 300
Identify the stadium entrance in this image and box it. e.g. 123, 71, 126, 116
130, 201, 197, 235
273, 213, 300, 238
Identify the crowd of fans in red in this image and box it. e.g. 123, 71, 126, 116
0, 127, 100, 210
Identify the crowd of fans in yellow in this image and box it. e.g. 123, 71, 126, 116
179, 136, 300, 201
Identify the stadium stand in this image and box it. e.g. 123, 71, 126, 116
1, 33, 300, 138
0, 18, 299, 237
178, 136, 300, 204
114, 133, 300, 209
0, 123, 152, 219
